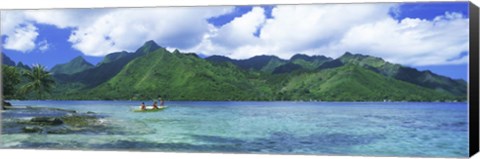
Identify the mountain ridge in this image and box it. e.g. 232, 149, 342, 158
50, 56, 94, 75
332, 52, 467, 97
53, 41, 163, 87
5, 40, 466, 101
2, 53, 16, 66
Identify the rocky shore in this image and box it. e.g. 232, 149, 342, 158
1, 106, 109, 134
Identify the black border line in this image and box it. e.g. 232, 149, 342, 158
0, 1, 478, 158
469, 1, 479, 157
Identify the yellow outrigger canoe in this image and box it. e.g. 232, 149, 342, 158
133, 106, 167, 112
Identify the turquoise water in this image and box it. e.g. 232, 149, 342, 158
1, 101, 469, 157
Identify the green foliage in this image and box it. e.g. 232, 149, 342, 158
83, 48, 273, 100
337, 52, 467, 97
53, 41, 154, 88
20, 64, 56, 99
279, 65, 457, 101
290, 54, 332, 70
272, 63, 304, 74
97, 51, 129, 65
36, 41, 468, 102
206, 55, 288, 73
2, 65, 21, 98
50, 56, 94, 75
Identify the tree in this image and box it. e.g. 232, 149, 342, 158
2, 65, 21, 109
2, 65, 21, 98
20, 64, 55, 99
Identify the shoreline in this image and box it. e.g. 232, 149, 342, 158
1, 106, 108, 135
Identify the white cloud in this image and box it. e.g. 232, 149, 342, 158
211, 7, 266, 49
38, 40, 50, 52
0, 10, 81, 53
1, 11, 39, 53
190, 4, 469, 66
2, 7, 233, 56
318, 12, 469, 66
1, 4, 470, 66
3, 23, 39, 52
260, 4, 392, 54
22, 9, 110, 29
66, 7, 233, 56
190, 7, 267, 58
1, 11, 27, 36
192, 4, 395, 59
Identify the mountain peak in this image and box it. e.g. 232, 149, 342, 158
2, 53, 16, 66
50, 56, 94, 75
70, 56, 92, 65
249, 55, 282, 61
339, 52, 383, 62
98, 51, 130, 65
173, 49, 181, 54
291, 54, 331, 62
135, 40, 162, 54
72, 56, 87, 62
290, 54, 310, 60
16, 62, 31, 70
144, 40, 159, 46
340, 52, 365, 58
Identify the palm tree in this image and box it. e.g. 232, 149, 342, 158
20, 64, 55, 99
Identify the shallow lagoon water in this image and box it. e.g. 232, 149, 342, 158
1, 101, 468, 157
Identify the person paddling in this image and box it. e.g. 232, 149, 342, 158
152, 101, 159, 109
140, 102, 146, 110
158, 95, 165, 106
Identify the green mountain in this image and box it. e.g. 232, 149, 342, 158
53, 41, 160, 87
290, 54, 332, 70
334, 52, 467, 97
270, 55, 333, 74
16, 62, 31, 70
2, 53, 32, 71
50, 56, 94, 75
2, 53, 15, 66
277, 64, 458, 101
97, 51, 129, 65
207, 54, 332, 74
44, 40, 467, 101
272, 62, 304, 74
77, 47, 272, 100
206, 55, 288, 73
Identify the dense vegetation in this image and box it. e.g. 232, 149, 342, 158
50, 56, 94, 75
2, 65, 21, 99
2, 63, 55, 101
20, 65, 56, 99
2, 41, 468, 101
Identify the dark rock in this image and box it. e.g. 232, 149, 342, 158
60, 115, 97, 127
25, 106, 77, 114
47, 107, 77, 114
46, 128, 71, 134
2, 100, 12, 110
4, 101, 12, 106
23, 126, 43, 133
4, 106, 111, 135
30, 117, 64, 125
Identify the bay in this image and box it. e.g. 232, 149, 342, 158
0, 101, 468, 157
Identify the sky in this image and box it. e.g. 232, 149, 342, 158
0, 2, 470, 80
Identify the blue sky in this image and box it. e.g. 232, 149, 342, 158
2, 24, 104, 67
1, 2, 470, 80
